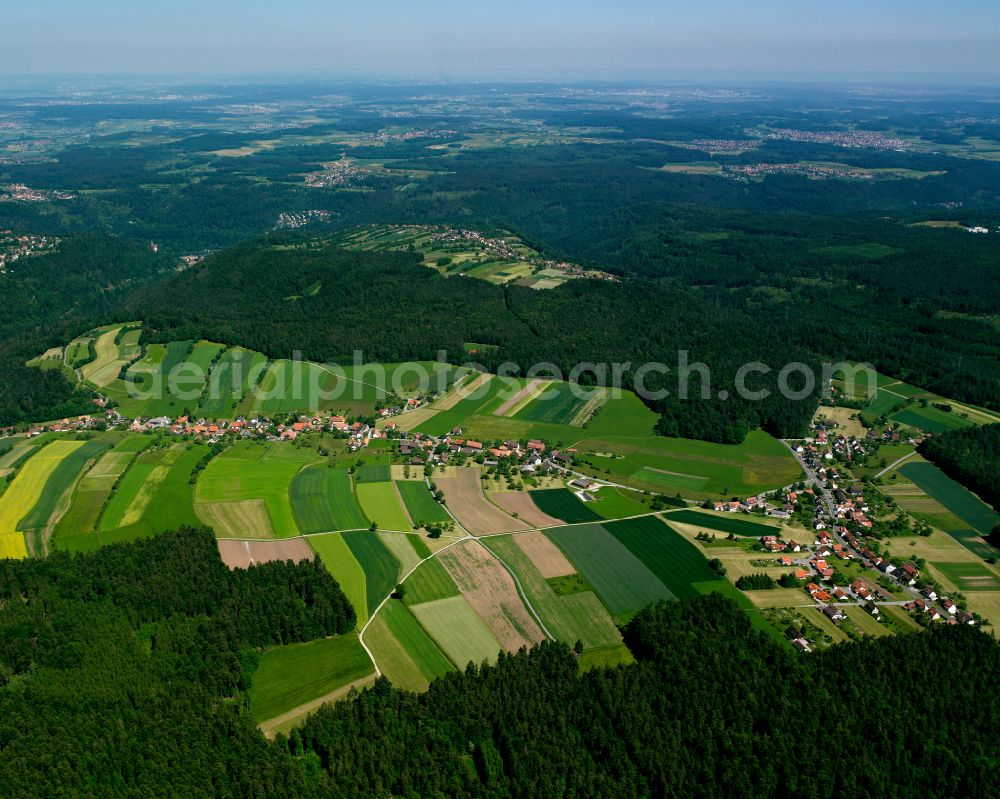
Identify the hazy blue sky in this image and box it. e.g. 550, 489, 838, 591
3, 0, 1000, 79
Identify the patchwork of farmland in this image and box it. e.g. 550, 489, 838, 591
402, 556, 461, 605
438, 540, 545, 652
290, 465, 368, 533
16, 438, 111, 553
0, 440, 86, 558
196, 441, 319, 538
604, 516, 720, 600
342, 530, 400, 618
366, 601, 453, 692
481, 534, 621, 649
514, 383, 605, 426
409, 595, 504, 667
898, 461, 1000, 555
308, 533, 369, 624
544, 523, 674, 619
47, 324, 462, 421
197, 347, 268, 417
490, 491, 563, 528
436, 467, 528, 535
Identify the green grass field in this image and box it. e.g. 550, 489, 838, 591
58, 442, 206, 551
16, 439, 111, 550
577, 642, 635, 671
290, 465, 369, 533
308, 533, 368, 625
605, 516, 719, 600
342, 530, 400, 617
198, 347, 267, 417
329, 468, 370, 530
356, 482, 412, 531
395, 480, 450, 524
481, 535, 621, 649
51, 441, 138, 539
196, 441, 319, 538
355, 463, 392, 483
99, 448, 166, 531
377, 599, 454, 683
574, 427, 801, 499
249, 633, 374, 723
290, 465, 339, 534
585, 487, 650, 519
409, 595, 503, 668
514, 383, 595, 426
402, 557, 460, 606
0, 439, 87, 559
376, 532, 423, 577
544, 523, 673, 619
891, 405, 976, 434
899, 461, 1000, 548
529, 488, 602, 524
933, 561, 1000, 592
664, 509, 780, 537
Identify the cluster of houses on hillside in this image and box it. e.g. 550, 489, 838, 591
12, 410, 381, 451
303, 159, 376, 188
130, 413, 380, 447
0, 183, 75, 202
0, 231, 59, 272
427, 227, 619, 282
387, 428, 579, 476
274, 209, 333, 229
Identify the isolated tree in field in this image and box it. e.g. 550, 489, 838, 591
369, 521, 378, 532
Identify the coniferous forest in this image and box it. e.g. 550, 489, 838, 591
0, 529, 997, 798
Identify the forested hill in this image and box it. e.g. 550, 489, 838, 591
1, 529, 997, 798
127, 235, 821, 443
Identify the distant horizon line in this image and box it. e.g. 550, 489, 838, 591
2, 69, 1000, 89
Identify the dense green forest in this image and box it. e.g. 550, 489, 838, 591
1, 532, 997, 798
0, 527, 354, 797
129, 237, 821, 442
920, 424, 1000, 512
